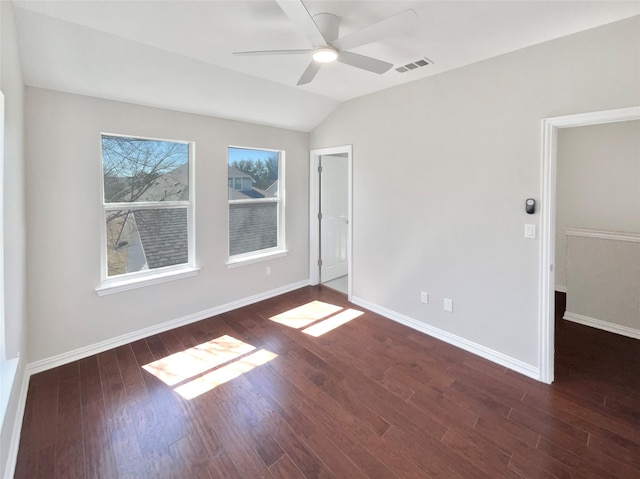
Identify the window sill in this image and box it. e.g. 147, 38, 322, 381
226, 250, 288, 269
95, 267, 201, 296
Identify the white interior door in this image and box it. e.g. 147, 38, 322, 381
320, 155, 348, 282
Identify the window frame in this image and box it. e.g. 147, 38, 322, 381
96, 133, 198, 295
0, 91, 5, 360
226, 146, 287, 267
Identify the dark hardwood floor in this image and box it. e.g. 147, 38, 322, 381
14, 287, 640, 478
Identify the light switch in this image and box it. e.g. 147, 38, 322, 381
525, 224, 536, 239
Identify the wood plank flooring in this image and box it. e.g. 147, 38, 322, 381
14, 287, 640, 478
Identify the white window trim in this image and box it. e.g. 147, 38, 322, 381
0, 91, 5, 360
0, 90, 20, 432
96, 266, 201, 296
226, 249, 288, 269
227, 146, 286, 266
97, 133, 197, 294
228, 197, 279, 205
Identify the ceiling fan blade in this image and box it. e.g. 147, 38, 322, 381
276, 0, 327, 47
297, 61, 322, 85
333, 9, 419, 51
337, 51, 392, 74
233, 49, 312, 56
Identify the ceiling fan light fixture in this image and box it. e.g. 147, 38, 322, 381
312, 47, 338, 63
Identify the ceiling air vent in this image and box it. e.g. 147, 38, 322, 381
395, 57, 433, 73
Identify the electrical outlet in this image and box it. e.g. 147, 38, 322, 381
444, 298, 453, 313
420, 292, 429, 304
266, 266, 271, 276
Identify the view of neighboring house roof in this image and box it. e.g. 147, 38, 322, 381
124, 163, 276, 269
265, 180, 278, 197
229, 202, 277, 256
228, 166, 255, 181
140, 163, 189, 202
112, 161, 194, 271
133, 208, 188, 269
121, 163, 190, 270
228, 165, 277, 200
228, 187, 270, 200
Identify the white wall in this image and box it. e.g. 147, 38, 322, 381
1, 1, 28, 476
25, 87, 310, 362
311, 15, 640, 369
555, 120, 640, 290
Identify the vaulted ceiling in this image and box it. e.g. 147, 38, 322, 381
13, 1, 640, 131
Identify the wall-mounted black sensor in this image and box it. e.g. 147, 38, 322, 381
526, 198, 536, 214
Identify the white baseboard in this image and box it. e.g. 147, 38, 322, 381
351, 296, 540, 381
2, 359, 28, 479
555, 284, 567, 293
563, 311, 640, 340
27, 279, 310, 376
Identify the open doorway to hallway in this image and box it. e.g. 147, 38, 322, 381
539, 106, 640, 383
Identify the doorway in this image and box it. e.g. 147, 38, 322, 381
538, 106, 640, 383
309, 145, 352, 298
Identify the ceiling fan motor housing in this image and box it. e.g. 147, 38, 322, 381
312, 13, 340, 43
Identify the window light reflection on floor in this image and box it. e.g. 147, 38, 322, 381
142, 335, 277, 400
302, 308, 364, 337
174, 349, 277, 400
269, 300, 343, 329
142, 334, 255, 386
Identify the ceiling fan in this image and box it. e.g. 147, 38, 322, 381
233, 0, 419, 85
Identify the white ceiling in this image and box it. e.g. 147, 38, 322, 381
12, 1, 640, 131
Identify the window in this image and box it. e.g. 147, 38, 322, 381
228, 177, 243, 191
228, 146, 285, 264
99, 134, 195, 292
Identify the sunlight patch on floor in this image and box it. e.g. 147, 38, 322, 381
269, 300, 343, 329
142, 335, 277, 399
142, 334, 256, 386
174, 349, 278, 400
302, 308, 363, 337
